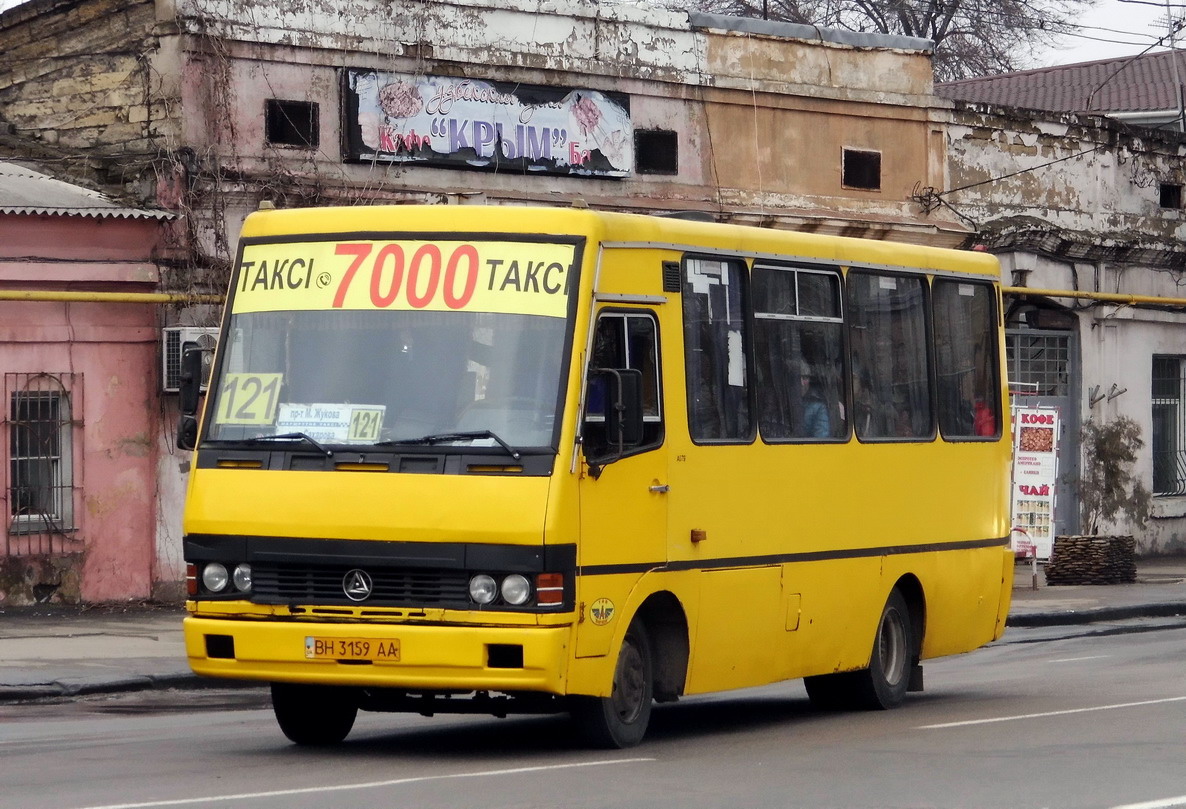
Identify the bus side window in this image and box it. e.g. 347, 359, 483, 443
683, 257, 752, 442
584, 311, 663, 459
934, 279, 1000, 439
752, 265, 846, 441
848, 271, 932, 441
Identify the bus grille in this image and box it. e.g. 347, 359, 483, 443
251, 562, 470, 607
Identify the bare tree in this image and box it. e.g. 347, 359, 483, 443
666, 0, 1095, 81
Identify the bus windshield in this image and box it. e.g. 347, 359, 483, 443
203, 235, 581, 450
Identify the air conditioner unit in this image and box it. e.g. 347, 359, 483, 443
162, 326, 218, 393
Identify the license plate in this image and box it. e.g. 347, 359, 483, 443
304, 636, 400, 662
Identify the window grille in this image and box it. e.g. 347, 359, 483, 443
5, 373, 80, 554
1152, 356, 1186, 496
1006, 333, 1070, 397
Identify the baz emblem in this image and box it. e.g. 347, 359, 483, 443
590, 597, 615, 626
342, 569, 373, 601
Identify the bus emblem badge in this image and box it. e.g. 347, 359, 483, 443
342, 569, 373, 601
590, 598, 615, 626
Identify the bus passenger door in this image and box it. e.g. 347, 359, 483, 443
576, 310, 667, 658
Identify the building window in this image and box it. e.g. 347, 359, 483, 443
683, 257, 752, 442
8, 374, 76, 535
1160, 183, 1183, 209
842, 148, 881, 190
635, 129, 678, 175
266, 99, 319, 148
1152, 356, 1186, 496
1006, 331, 1072, 397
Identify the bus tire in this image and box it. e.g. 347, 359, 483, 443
571, 620, 654, 748
271, 682, 358, 746
805, 588, 914, 711
862, 588, 914, 709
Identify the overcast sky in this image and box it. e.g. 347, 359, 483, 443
1044, 0, 1182, 66
0, 0, 1178, 71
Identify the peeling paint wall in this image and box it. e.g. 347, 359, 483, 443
948, 108, 1186, 245
178, 0, 956, 243
0, 0, 970, 243
948, 103, 1186, 554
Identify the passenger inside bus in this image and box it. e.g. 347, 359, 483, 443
799, 362, 831, 438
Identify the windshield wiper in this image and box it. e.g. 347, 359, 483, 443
212, 432, 333, 456
377, 430, 521, 461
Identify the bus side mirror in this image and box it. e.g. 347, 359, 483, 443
591, 367, 644, 450
176, 343, 204, 451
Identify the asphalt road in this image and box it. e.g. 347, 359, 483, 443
2, 623, 1185, 809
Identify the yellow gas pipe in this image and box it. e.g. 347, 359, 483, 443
1, 288, 1183, 307
0, 291, 222, 304
1001, 287, 1186, 307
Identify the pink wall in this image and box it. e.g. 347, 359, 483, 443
0, 212, 168, 604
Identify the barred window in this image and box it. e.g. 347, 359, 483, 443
1152, 356, 1186, 496
8, 374, 76, 535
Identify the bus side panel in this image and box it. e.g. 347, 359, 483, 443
683, 565, 786, 694
780, 558, 889, 679
665, 436, 1010, 690
566, 569, 701, 698
881, 546, 1013, 660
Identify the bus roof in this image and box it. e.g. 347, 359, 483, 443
238, 204, 1000, 279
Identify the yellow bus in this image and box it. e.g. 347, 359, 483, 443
178, 205, 1013, 748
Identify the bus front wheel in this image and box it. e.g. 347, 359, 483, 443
271, 682, 358, 746
805, 588, 914, 711
571, 620, 654, 748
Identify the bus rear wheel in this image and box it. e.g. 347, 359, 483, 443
571, 620, 654, 748
805, 588, 914, 711
271, 682, 358, 746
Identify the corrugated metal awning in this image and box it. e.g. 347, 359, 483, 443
0, 161, 175, 221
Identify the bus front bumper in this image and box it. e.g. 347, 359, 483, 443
184, 615, 571, 694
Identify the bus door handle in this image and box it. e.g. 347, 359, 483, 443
649, 484, 670, 494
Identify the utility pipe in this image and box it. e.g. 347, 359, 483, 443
1001, 286, 1186, 307
0, 290, 222, 304
4, 287, 1186, 308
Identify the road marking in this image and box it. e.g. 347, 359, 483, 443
918, 695, 1186, 729
71, 758, 655, 809
1109, 796, 1186, 809
1047, 655, 1111, 663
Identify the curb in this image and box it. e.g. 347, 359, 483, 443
1006, 602, 1186, 628
0, 673, 263, 704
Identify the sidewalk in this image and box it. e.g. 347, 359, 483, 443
2, 557, 1186, 704
1009, 554, 1186, 625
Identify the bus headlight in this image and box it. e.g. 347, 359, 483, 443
501, 574, 531, 606
232, 563, 253, 593
202, 563, 229, 593
469, 574, 497, 605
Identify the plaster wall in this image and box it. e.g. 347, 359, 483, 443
947, 107, 1186, 247
0, 212, 169, 604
